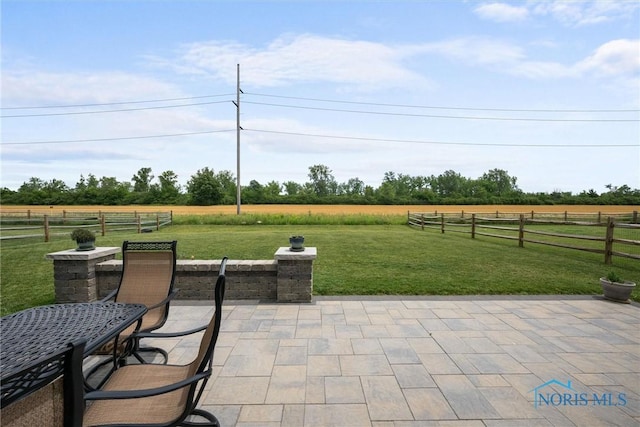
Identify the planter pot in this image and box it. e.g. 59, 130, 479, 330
76, 240, 96, 251
600, 278, 636, 303
289, 236, 305, 252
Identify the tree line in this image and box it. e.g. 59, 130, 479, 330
1, 165, 638, 206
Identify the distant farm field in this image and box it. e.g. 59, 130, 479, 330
1, 204, 637, 216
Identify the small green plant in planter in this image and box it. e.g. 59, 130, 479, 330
289, 235, 305, 252
600, 271, 636, 303
70, 228, 96, 251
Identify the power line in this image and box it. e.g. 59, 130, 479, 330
1, 100, 232, 118
244, 128, 639, 148
0, 93, 235, 110
244, 92, 640, 113
1, 129, 235, 145
243, 101, 639, 122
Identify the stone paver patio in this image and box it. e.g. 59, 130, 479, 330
143, 296, 640, 426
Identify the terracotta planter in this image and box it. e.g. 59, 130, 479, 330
600, 277, 636, 303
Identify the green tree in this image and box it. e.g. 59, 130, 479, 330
157, 170, 181, 203
243, 180, 265, 203
215, 170, 237, 204
340, 177, 365, 196
187, 167, 222, 205
308, 164, 337, 197
432, 170, 468, 199
480, 169, 518, 197
283, 181, 303, 196
132, 167, 154, 193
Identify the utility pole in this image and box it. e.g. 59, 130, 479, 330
234, 64, 242, 215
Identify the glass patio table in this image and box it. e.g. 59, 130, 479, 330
0, 302, 147, 408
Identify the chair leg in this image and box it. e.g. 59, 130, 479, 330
181, 408, 220, 426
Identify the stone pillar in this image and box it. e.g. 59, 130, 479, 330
274, 247, 317, 303
46, 247, 120, 303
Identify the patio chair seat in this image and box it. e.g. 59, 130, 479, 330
83, 364, 192, 426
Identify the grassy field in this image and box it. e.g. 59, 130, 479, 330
2, 219, 639, 315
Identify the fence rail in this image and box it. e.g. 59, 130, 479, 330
0, 211, 173, 241
408, 210, 640, 265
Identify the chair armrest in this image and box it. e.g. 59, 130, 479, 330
99, 288, 118, 302
133, 324, 207, 339
84, 370, 210, 400
145, 289, 179, 311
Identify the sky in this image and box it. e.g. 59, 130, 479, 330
1, 0, 639, 195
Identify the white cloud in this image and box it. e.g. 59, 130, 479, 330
530, 0, 640, 27
417, 37, 525, 66
167, 34, 432, 90
576, 39, 640, 76
474, 3, 529, 22
418, 36, 639, 81
1, 70, 181, 105
474, 1, 640, 27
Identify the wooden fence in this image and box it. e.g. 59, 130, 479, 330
0, 210, 173, 241
408, 210, 640, 265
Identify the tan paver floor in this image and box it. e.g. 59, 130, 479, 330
145, 297, 640, 426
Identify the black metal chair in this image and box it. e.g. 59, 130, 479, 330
82, 257, 228, 427
86, 241, 178, 386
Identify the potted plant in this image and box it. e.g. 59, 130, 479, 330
600, 271, 636, 303
71, 228, 96, 251
289, 235, 305, 252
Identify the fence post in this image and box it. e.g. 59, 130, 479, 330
633, 211, 638, 224
496, 210, 499, 218
564, 211, 568, 222
519, 214, 525, 248
137, 215, 141, 233
63, 210, 67, 224
471, 214, 476, 239
101, 215, 106, 236
420, 214, 424, 231
597, 211, 602, 224
441, 213, 445, 234
156, 214, 160, 231
604, 217, 614, 265
44, 214, 50, 242
531, 210, 534, 220
461, 210, 464, 218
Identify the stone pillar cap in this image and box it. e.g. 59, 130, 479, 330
274, 247, 317, 260
46, 247, 121, 261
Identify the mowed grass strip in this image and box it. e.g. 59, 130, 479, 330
1, 223, 639, 315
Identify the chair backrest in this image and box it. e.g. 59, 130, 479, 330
186, 257, 228, 406
115, 241, 177, 330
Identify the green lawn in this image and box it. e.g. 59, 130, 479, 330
1, 223, 639, 315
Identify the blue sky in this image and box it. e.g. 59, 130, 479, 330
2, 0, 639, 194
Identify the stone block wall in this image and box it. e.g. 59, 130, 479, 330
48, 247, 316, 304
96, 259, 278, 301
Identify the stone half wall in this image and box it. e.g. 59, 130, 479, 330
47, 246, 317, 304
96, 259, 278, 301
